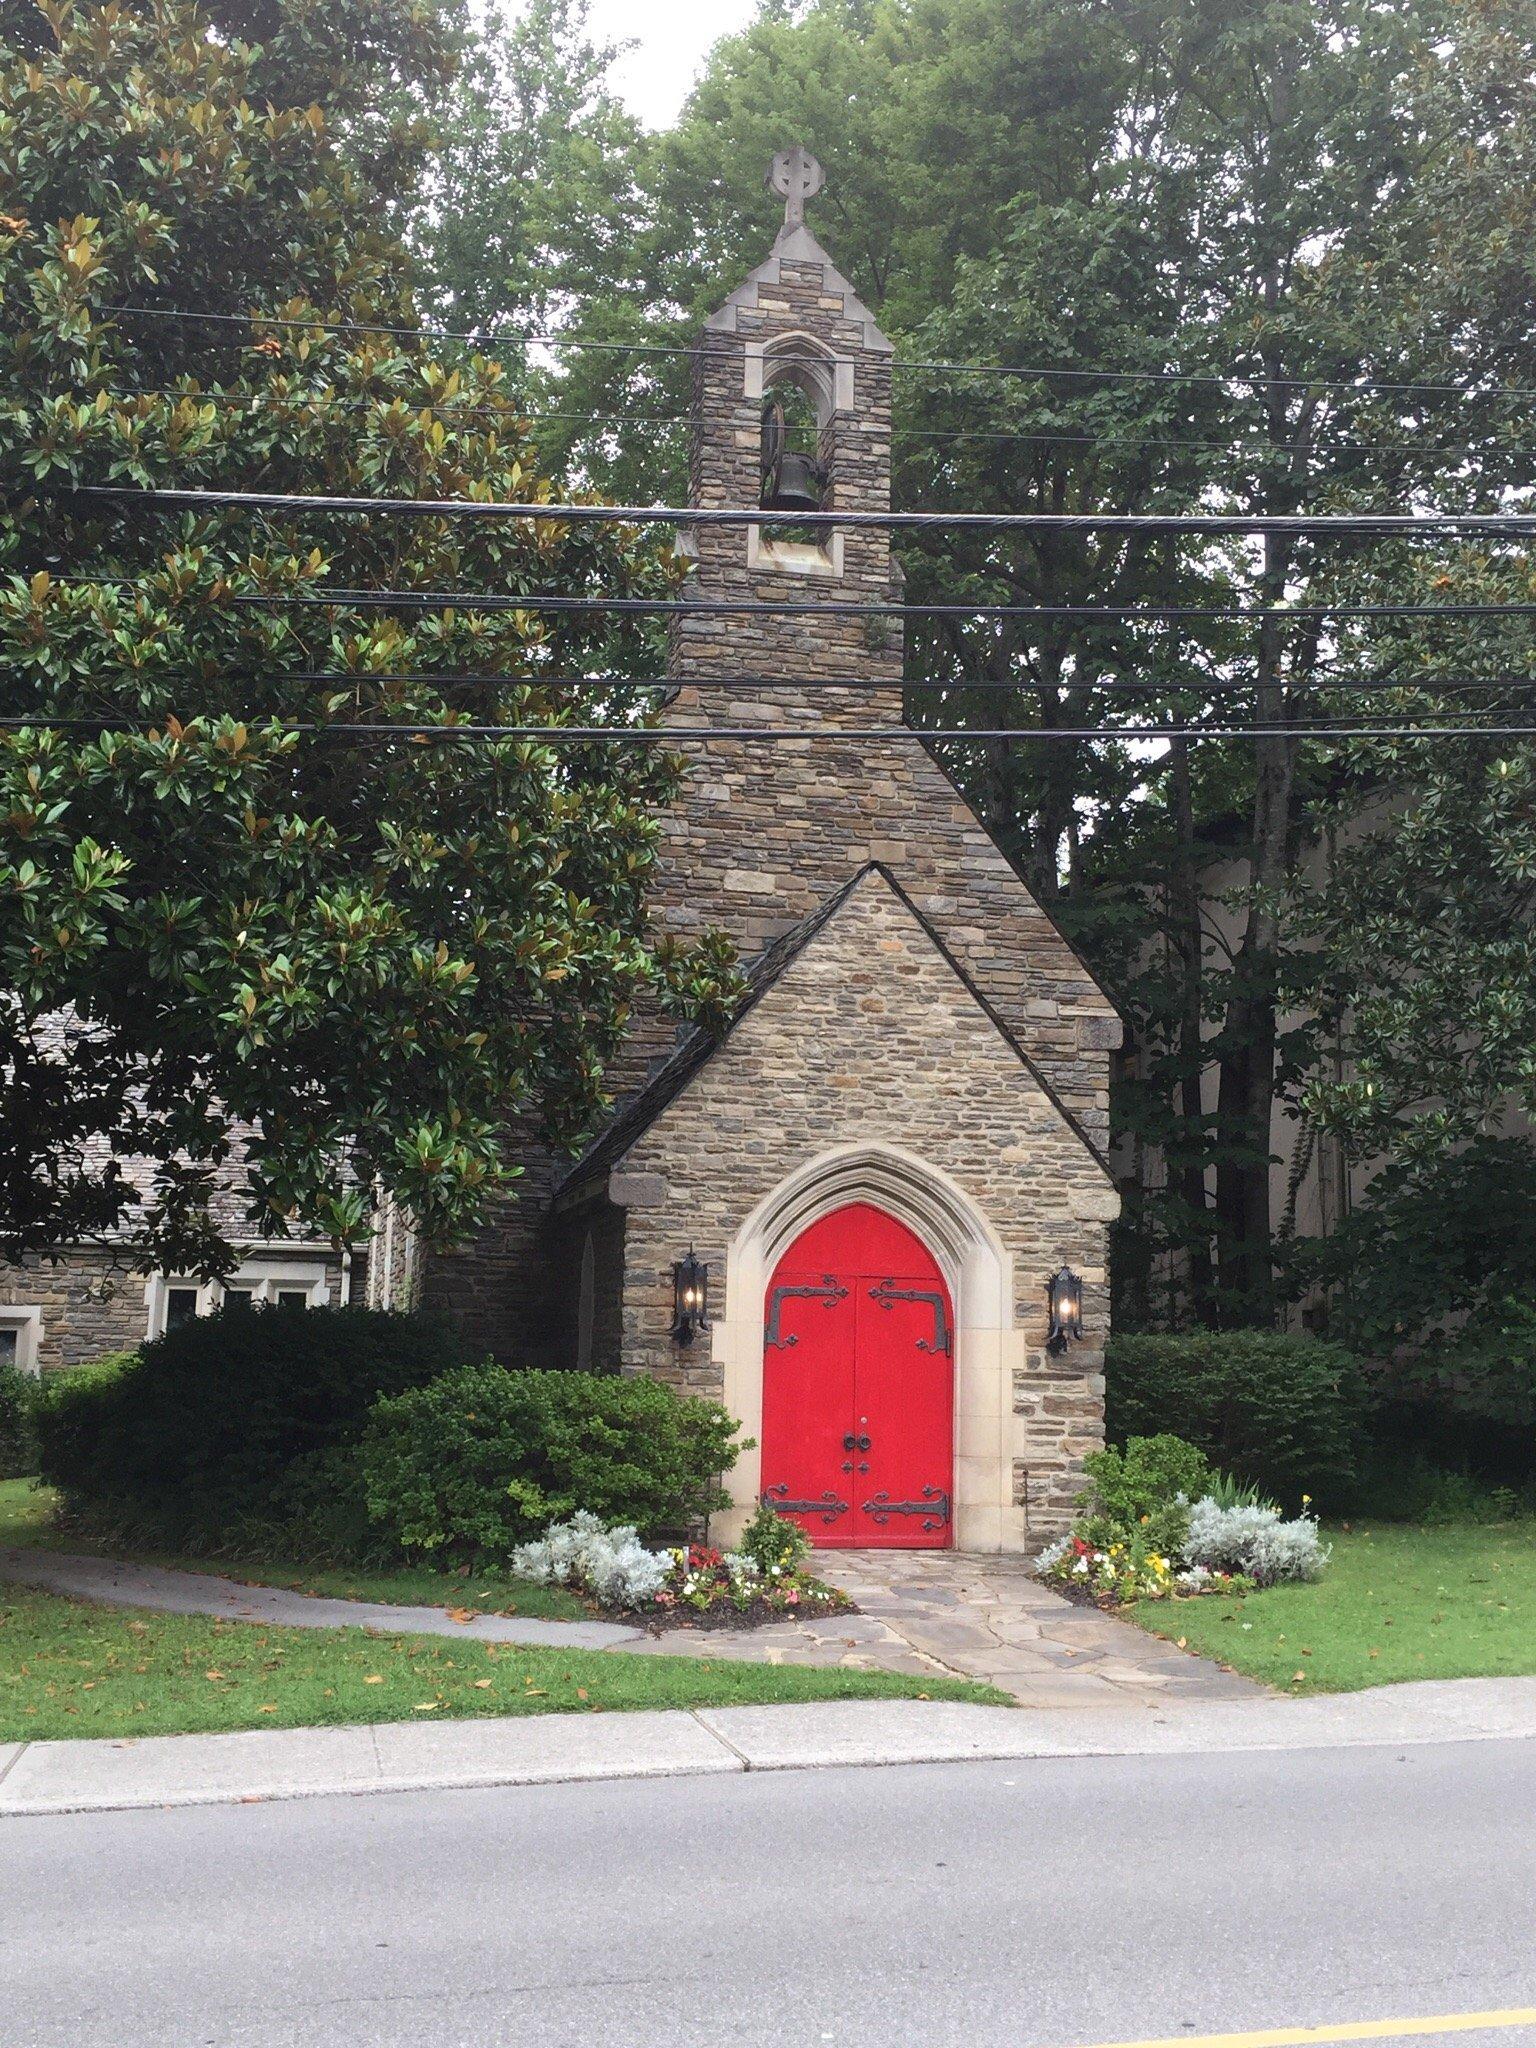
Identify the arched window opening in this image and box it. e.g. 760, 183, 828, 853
754, 334, 840, 566
760, 385, 826, 515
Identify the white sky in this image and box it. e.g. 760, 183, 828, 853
577, 0, 761, 128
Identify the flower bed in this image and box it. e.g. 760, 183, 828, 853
1034, 1435, 1330, 1609
511, 1503, 847, 1630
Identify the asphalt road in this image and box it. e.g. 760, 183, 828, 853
5, 1738, 1535, 2048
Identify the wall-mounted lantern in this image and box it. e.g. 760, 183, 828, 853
671, 1250, 710, 1347
1045, 1265, 1083, 1355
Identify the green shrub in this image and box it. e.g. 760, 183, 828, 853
30, 1352, 137, 1498
35, 1310, 467, 1542
0, 1358, 38, 1479
1078, 1434, 1211, 1556
737, 1495, 812, 1578
1106, 1330, 1366, 1507
361, 1363, 743, 1560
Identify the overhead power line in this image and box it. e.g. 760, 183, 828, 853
4, 717, 1534, 743
92, 302, 1536, 405
62, 484, 1536, 536
37, 389, 1536, 461
67, 580, 1536, 622
9, 669, 1534, 696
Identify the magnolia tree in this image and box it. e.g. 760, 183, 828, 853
0, 0, 735, 1272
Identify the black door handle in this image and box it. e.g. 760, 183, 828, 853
843, 1433, 873, 1452
856, 1434, 871, 1452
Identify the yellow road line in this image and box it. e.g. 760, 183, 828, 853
1065, 2011, 1536, 2048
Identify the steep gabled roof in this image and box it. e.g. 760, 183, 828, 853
555, 862, 1112, 1206
705, 223, 891, 354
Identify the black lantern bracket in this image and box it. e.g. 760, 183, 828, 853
1045, 1265, 1084, 1355
672, 1249, 711, 1347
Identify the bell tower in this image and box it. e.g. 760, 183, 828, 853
668, 147, 903, 728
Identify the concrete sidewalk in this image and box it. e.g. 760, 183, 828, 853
4, 1677, 1535, 1819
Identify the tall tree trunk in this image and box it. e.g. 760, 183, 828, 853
1214, 535, 1294, 1323
1168, 727, 1218, 1322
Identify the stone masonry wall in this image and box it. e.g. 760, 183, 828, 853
608, 874, 1113, 1542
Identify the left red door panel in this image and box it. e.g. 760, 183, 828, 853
759, 1261, 856, 1536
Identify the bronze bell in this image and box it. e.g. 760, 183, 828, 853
760, 398, 826, 513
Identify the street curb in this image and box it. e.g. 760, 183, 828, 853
4, 1679, 1536, 1818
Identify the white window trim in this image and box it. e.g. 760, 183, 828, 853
144, 1259, 330, 1338
0, 1306, 43, 1376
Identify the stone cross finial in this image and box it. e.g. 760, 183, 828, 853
767, 145, 825, 232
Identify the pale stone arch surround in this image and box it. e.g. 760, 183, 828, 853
712, 1142, 1027, 1554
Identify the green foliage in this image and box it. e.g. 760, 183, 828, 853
1078, 1433, 1211, 1557
1082, 1434, 1212, 1524
1348, 1445, 1535, 1526
360, 1363, 742, 1559
1298, 1142, 1536, 1363
737, 1495, 812, 1578
1106, 1331, 1367, 1507
0, 1357, 36, 1478
1302, 757, 1536, 1171
0, 0, 738, 1271
34, 1308, 464, 1539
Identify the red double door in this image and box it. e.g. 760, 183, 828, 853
761, 1202, 954, 1549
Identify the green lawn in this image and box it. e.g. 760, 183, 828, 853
0, 1583, 1006, 1741
1130, 1521, 1536, 1691
0, 1478, 583, 1619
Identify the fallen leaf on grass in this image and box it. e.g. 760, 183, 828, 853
473, 1679, 493, 1690
257, 1704, 277, 1713
363, 1675, 384, 1684
524, 1688, 547, 1698
1291, 1671, 1307, 1684
204, 1671, 224, 1682
413, 1702, 441, 1712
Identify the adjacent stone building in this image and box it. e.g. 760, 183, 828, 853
423, 151, 1124, 1550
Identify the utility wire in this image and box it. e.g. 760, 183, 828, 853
11, 669, 1533, 695
91, 303, 1536, 404
65, 581, 1536, 622
26, 390, 1534, 461
60, 484, 1536, 536
4, 717, 1534, 742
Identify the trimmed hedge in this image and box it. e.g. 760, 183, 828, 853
1106, 1330, 1366, 1508
35, 1309, 469, 1540
361, 1363, 743, 1559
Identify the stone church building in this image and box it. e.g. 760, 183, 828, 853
418, 151, 1124, 1551
2, 153, 1121, 1555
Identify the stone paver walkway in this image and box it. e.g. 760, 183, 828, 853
622, 1549, 1263, 1703
0, 1543, 1262, 1705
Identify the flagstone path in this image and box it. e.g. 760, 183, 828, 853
626, 1548, 1265, 1704
0, 1543, 1264, 1706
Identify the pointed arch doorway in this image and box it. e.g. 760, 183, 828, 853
761, 1202, 954, 1548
